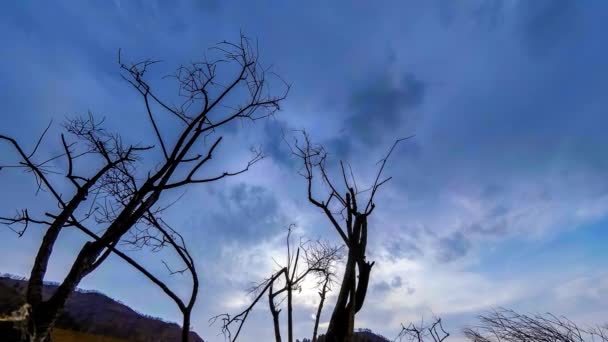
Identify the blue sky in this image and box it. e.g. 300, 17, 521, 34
1, 1, 608, 340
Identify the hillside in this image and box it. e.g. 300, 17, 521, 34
312, 329, 391, 342
0, 275, 203, 342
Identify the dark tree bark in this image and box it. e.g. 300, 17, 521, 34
287, 278, 294, 342
181, 311, 192, 342
269, 283, 283, 342
292, 133, 410, 341
312, 274, 330, 342
1, 35, 287, 342
215, 228, 342, 341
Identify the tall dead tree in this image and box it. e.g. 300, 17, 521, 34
292, 132, 409, 341
0, 36, 288, 342
213, 226, 342, 342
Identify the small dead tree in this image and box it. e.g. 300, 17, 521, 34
463, 308, 608, 342
292, 132, 410, 341
0, 36, 287, 342
213, 226, 342, 342
311, 272, 331, 342
309, 240, 340, 342
397, 317, 449, 342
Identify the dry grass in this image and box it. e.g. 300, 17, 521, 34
52, 328, 132, 342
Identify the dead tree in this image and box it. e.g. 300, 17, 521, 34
312, 272, 331, 342
213, 226, 342, 342
0, 36, 288, 342
397, 317, 449, 342
292, 132, 410, 341
310, 241, 339, 342
463, 308, 608, 342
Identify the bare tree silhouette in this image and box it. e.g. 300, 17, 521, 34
397, 317, 449, 342
212, 226, 343, 342
0, 35, 288, 342
291, 131, 410, 341
311, 245, 339, 342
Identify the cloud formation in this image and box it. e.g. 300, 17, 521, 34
1, 1, 608, 341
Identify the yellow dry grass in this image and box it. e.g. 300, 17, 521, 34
52, 328, 132, 342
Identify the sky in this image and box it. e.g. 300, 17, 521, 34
1, 0, 608, 341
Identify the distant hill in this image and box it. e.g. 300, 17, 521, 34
310, 328, 392, 342
0, 274, 204, 342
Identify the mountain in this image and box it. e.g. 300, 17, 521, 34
0, 275, 204, 342
309, 329, 392, 342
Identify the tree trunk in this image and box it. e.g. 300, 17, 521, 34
23, 239, 105, 341
271, 309, 282, 342
287, 285, 293, 342
27, 166, 115, 312
312, 276, 330, 342
181, 311, 191, 342
325, 215, 373, 342
269, 283, 282, 342
23, 304, 58, 342
22, 190, 160, 341
325, 249, 356, 342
